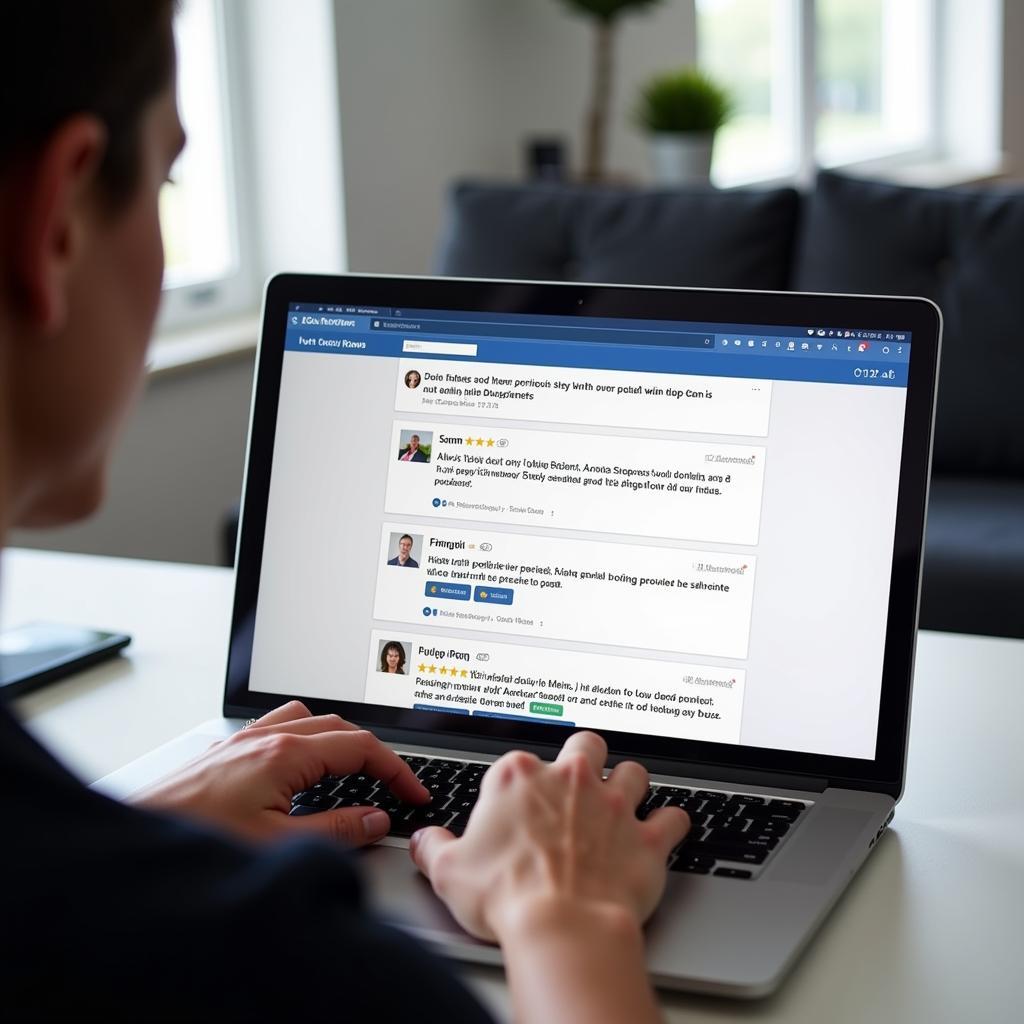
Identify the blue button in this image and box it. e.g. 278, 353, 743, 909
424, 580, 471, 601
473, 585, 513, 606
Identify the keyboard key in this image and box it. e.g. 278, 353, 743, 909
290, 801, 335, 816
292, 791, 338, 810
670, 852, 715, 874
769, 799, 805, 812
714, 867, 753, 879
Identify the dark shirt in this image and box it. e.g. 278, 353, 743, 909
0, 700, 493, 1022
386, 556, 419, 567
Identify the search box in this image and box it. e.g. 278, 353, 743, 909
403, 339, 478, 357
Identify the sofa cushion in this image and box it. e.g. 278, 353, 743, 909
435, 181, 800, 290
793, 171, 1024, 477
920, 477, 1024, 637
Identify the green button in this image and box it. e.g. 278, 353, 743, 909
530, 701, 563, 717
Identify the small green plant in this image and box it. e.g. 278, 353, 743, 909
635, 68, 734, 134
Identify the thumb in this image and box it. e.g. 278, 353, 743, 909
287, 807, 391, 847
409, 825, 456, 880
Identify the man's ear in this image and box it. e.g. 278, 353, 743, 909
6, 114, 107, 333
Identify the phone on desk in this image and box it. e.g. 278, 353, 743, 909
0, 623, 132, 698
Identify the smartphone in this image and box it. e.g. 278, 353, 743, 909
0, 622, 132, 698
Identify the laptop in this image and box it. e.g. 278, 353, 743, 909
99, 273, 941, 997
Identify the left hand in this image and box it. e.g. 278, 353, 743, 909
132, 701, 429, 846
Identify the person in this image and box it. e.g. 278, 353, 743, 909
404, 368, 421, 389
379, 641, 407, 674
0, 4, 689, 1021
397, 432, 429, 462
387, 533, 419, 567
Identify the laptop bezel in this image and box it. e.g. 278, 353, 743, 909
225, 273, 940, 800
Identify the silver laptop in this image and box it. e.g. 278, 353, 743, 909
99, 273, 941, 997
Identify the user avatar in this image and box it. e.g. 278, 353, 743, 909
397, 429, 431, 463
378, 640, 407, 675
387, 533, 420, 568
404, 369, 421, 390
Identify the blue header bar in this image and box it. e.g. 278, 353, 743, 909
285, 327, 907, 389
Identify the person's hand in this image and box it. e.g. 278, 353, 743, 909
133, 701, 428, 846
409, 731, 689, 944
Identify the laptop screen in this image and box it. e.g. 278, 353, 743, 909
247, 301, 912, 762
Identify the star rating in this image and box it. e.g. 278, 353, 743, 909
486, 438, 495, 447
464, 436, 474, 446
465, 436, 496, 447
416, 662, 472, 679
475, 437, 485, 446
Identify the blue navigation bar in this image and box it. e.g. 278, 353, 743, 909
283, 323, 908, 387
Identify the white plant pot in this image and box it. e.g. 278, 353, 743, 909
649, 132, 714, 185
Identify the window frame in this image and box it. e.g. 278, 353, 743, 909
156, 0, 261, 333
698, 0, 959, 189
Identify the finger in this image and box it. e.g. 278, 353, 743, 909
643, 806, 691, 855
409, 825, 457, 880
286, 806, 391, 847
248, 714, 359, 738
554, 731, 607, 775
302, 731, 429, 804
252, 700, 312, 728
605, 760, 649, 808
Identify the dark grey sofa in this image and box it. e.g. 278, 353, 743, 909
434, 171, 1024, 638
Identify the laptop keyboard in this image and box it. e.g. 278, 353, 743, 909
290, 754, 809, 880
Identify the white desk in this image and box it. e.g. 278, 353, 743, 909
3, 547, 1022, 1023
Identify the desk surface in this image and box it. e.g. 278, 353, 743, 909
3, 547, 1022, 1023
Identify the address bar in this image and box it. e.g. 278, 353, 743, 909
403, 339, 478, 357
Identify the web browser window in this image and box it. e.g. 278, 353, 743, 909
249, 304, 911, 760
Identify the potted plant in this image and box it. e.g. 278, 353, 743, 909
558, 0, 665, 183
635, 67, 733, 184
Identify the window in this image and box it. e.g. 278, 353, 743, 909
697, 0, 936, 186
159, 0, 256, 328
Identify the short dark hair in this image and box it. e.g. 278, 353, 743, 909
0, 2, 177, 206
400, 534, 414, 544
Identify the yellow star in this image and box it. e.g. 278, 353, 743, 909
417, 663, 427, 673
428, 664, 437, 674
465, 437, 473, 445
486, 438, 495, 447
460, 669, 469, 678
476, 437, 485, 446
439, 666, 448, 676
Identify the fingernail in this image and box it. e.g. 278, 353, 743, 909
362, 810, 390, 838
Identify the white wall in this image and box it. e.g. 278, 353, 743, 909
10, 355, 255, 566
334, 0, 697, 273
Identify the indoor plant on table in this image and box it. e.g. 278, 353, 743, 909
635, 67, 733, 184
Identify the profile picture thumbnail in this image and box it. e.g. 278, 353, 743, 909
404, 369, 422, 390
386, 531, 422, 569
377, 639, 408, 675
397, 429, 432, 463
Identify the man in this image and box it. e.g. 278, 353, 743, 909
0, 4, 687, 1021
398, 433, 429, 462
387, 533, 419, 567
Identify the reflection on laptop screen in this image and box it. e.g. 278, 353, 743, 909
249, 303, 912, 761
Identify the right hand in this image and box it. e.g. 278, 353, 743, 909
409, 731, 689, 943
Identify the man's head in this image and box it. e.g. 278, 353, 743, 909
398, 534, 414, 560
0, 2, 183, 530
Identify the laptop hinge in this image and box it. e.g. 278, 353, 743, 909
369, 725, 829, 794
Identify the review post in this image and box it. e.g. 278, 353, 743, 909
384, 421, 766, 545
394, 359, 772, 436
373, 524, 757, 659
364, 629, 745, 743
